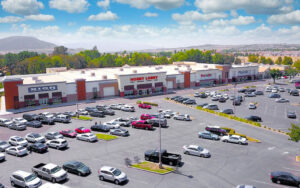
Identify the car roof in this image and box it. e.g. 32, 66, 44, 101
231, 135, 241, 138
10, 136, 22, 139
271, 171, 293, 176
101, 166, 116, 172
44, 163, 57, 169
13, 170, 31, 177
187, 145, 199, 148
82, 133, 93, 136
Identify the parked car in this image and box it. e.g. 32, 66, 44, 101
27, 142, 48, 153
203, 104, 219, 110
0, 140, 10, 152
170, 96, 181, 100
89, 110, 105, 118
85, 107, 98, 113
22, 113, 41, 121
109, 104, 123, 110
144, 149, 181, 166
54, 114, 71, 123
269, 93, 281, 98
0, 153, 5, 161
140, 114, 154, 120
220, 109, 234, 114
248, 103, 257, 109
218, 97, 227, 103
183, 145, 211, 158
270, 171, 300, 187
221, 135, 248, 145
102, 109, 115, 116
205, 126, 227, 136
45, 132, 63, 140
111, 118, 132, 127
178, 97, 190, 103
147, 118, 167, 127
195, 92, 208, 98
233, 99, 242, 106
174, 114, 191, 121
10, 170, 42, 188
183, 99, 196, 105
245, 116, 262, 122
63, 111, 76, 117
272, 88, 278, 93
279, 88, 285, 92
76, 133, 97, 142
198, 131, 220, 140
275, 98, 289, 103
77, 109, 88, 115
25, 133, 46, 143
26, 120, 42, 128
290, 89, 299, 96
39, 115, 55, 125
0, 118, 13, 127
46, 139, 68, 150
103, 122, 121, 129
6, 146, 28, 157
197, 103, 208, 108
91, 124, 110, 132
98, 166, 127, 185
0, 183, 4, 188
96, 105, 108, 111
110, 128, 130, 137
32, 163, 67, 183
132, 120, 153, 130
138, 103, 151, 109
287, 111, 297, 119
265, 88, 272, 92
63, 161, 91, 176
12, 118, 27, 125
160, 110, 177, 118
244, 92, 256, 97
254, 91, 264, 95
121, 105, 135, 112
238, 89, 246, 93
236, 185, 256, 188
8, 123, 26, 131
59, 129, 77, 138
75, 127, 91, 134
211, 96, 219, 101
9, 136, 28, 147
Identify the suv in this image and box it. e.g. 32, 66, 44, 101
131, 120, 153, 130
12, 118, 27, 125
0, 118, 13, 127
54, 114, 71, 123
9, 136, 28, 147
10, 170, 42, 188
25, 133, 46, 143
46, 139, 68, 150
205, 126, 227, 136
98, 166, 127, 185
89, 110, 105, 118
147, 118, 167, 127
22, 114, 40, 121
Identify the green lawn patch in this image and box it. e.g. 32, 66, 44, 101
72, 116, 93, 121
95, 133, 118, 141
131, 161, 174, 174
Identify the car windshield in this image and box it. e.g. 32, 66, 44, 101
16, 138, 24, 142
17, 146, 25, 150
0, 141, 7, 145
197, 147, 203, 151
53, 132, 59, 136
112, 169, 121, 176
4, 120, 10, 123
32, 134, 40, 138
75, 162, 85, 169
50, 166, 62, 174
25, 174, 37, 182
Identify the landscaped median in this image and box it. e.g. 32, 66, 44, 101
72, 116, 93, 121
95, 133, 118, 141
131, 161, 175, 175
136, 100, 158, 106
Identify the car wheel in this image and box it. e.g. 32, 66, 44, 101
200, 154, 204, 158
238, 142, 242, 145
145, 127, 149, 130
169, 161, 173, 166
99, 176, 104, 181
52, 178, 56, 183
276, 180, 281, 184
184, 151, 189, 155
114, 180, 119, 185
11, 181, 15, 187
145, 157, 149, 161
56, 146, 59, 150
78, 172, 82, 176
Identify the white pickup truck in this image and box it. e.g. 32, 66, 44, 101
32, 163, 68, 183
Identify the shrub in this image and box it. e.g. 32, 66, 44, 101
143, 101, 158, 106
288, 123, 300, 142
136, 100, 142, 104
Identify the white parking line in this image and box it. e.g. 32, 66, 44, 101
268, 147, 276, 150
283, 167, 300, 172
282, 151, 289, 155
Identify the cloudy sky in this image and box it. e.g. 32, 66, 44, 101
0, 0, 300, 51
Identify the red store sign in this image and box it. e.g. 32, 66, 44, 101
201, 74, 212, 78
130, 76, 158, 82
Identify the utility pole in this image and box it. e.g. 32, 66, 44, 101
233, 83, 236, 116
158, 109, 162, 169
76, 103, 79, 118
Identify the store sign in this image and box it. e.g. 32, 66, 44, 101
201, 74, 212, 78
238, 70, 249, 75
28, 85, 58, 93
130, 76, 158, 82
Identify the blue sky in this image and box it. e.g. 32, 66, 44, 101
0, 0, 300, 51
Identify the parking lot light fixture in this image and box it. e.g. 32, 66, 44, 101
158, 109, 163, 169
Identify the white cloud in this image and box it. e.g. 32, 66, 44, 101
97, 0, 110, 9
194, 0, 293, 14
88, 11, 118, 21
144, 12, 158, 17
230, 10, 238, 17
49, 0, 89, 13
1, 0, 44, 15
172, 11, 227, 25
211, 16, 255, 26
268, 10, 300, 24
0, 16, 24, 23
116, 0, 185, 10
25, 14, 55, 21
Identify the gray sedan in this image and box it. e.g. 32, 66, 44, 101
198, 131, 220, 140
110, 128, 130, 137
0, 141, 10, 152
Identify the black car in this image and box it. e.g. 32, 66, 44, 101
26, 120, 42, 128
238, 89, 246, 93
246, 88, 256, 93
96, 105, 108, 111
170, 96, 181, 100
218, 97, 227, 103
91, 124, 110, 132
144, 149, 181, 166
85, 107, 98, 113
245, 116, 262, 122
254, 91, 264, 95
63, 111, 77, 117
27, 143, 48, 153
183, 99, 196, 104
89, 111, 105, 118
23, 113, 41, 121
205, 126, 227, 136
269, 93, 281, 98
290, 89, 299, 96
220, 109, 234, 114
270, 171, 300, 187
40, 116, 55, 125
63, 161, 91, 176
102, 109, 115, 116
0, 183, 4, 188
197, 103, 208, 107
233, 99, 241, 106
178, 97, 190, 103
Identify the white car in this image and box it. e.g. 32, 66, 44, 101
46, 139, 68, 150
10, 170, 42, 188
121, 105, 135, 112
183, 145, 211, 158
13, 118, 27, 125
248, 103, 257, 109
223, 94, 229, 99
77, 109, 88, 115
0, 152, 5, 161
9, 136, 28, 147
25, 133, 46, 143
221, 135, 248, 145
279, 88, 285, 92
271, 88, 278, 93
76, 133, 97, 142
98, 166, 127, 185
104, 122, 120, 129
6, 146, 28, 157
275, 98, 289, 103
174, 114, 191, 121
265, 88, 272, 92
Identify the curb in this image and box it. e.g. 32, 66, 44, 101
129, 165, 174, 175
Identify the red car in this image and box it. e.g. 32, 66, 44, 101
140, 114, 158, 120
75, 127, 91, 134
60, 129, 77, 138
138, 104, 151, 109
132, 120, 153, 130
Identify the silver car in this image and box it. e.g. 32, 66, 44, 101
0, 140, 11, 152
110, 128, 130, 137
6, 146, 28, 157
98, 166, 127, 185
8, 123, 27, 131
174, 114, 191, 121
0, 118, 13, 127
183, 145, 211, 158
10, 170, 42, 188
221, 135, 248, 145
46, 139, 68, 150
9, 136, 28, 147
203, 104, 219, 110
25, 133, 46, 143
0, 152, 5, 161
76, 133, 98, 142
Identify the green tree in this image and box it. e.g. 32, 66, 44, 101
275, 56, 282, 65
288, 123, 300, 142
53, 46, 68, 55
269, 69, 282, 83
285, 68, 298, 79
212, 53, 224, 64
292, 59, 300, 72
282, 56, 293, 65
259, 56, 266, 64
234, 57, 242, 64
265, 57, 274, 65
4, 53, 18, 74
248, 54, 259, 63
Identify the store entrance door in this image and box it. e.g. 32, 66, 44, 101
39, 98, 48, 105
138, 88, 152, 96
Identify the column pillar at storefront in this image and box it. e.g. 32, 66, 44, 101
3, 79, 23, 110
152, 87, 155, 93
133, 89, 137, 95
163, 86, 167, 94
120, 92, 124, 97
76, 79, 86, 100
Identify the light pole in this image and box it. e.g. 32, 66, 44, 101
158, 109, 162, 169
233, 83, 237, 116
76, 103, 79, 118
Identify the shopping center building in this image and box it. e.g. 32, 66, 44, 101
1, 62, 259, 110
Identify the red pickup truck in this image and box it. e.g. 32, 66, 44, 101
132, 120, 153, 130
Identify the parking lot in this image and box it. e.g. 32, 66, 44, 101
0, 81, 300, 188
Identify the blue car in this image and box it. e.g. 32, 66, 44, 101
198, 131, 220, 140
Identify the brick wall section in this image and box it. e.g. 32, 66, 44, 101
99, 82, 119, 98
4, 80, 23, 110
76, 79, 86, 100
